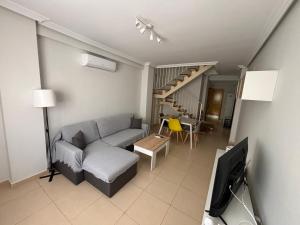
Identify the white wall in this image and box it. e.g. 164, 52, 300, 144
0, 93, 10, 182
38, 37, 142, 138
0, 7, 47, 183
236, 2, 300, 224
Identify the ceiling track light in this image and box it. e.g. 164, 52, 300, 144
135, 17, 162, 44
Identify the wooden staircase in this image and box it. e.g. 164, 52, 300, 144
160, 96, 194, 118
153, 65, 213, 99
153, 64, 215, 118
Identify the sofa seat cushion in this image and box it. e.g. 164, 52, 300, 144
102, 129, 145, 148
82, 140, 139, 183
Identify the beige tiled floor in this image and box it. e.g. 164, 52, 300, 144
0, 126, 229, 225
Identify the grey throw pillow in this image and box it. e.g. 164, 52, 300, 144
72, 130, 86, 150
130, 118, 142, 129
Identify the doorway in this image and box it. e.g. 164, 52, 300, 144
205, 88, 224, 120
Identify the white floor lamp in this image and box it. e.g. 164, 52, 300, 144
33, 89, 60, 182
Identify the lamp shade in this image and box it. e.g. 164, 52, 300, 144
33, 89, 56, 108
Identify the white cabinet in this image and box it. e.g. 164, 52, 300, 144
241, 70, 278, 101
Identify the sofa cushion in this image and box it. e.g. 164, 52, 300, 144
102, 129, 145, 148
72, 131, 86, 150
130, 118, 142, 129
62, 121, 100, 144
82, 140, 139, 183
96, 113, 133, 138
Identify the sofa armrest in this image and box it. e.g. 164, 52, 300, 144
54, 141, 83, 172
142, 123, 150, 136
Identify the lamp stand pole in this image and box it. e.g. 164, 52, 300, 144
40, 107, 61, 182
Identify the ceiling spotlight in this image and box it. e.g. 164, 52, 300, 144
150, 30, 154, 40
137, 23, 142, 29
140, 26, 146, 34
156, 36, 161, 43
135, 18, 141, 29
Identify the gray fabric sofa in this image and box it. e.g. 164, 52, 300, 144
52, 113, 148, 197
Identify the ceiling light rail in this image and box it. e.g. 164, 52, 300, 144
135, 17, 162, 43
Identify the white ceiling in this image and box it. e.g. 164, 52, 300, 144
9, 0, 291, 73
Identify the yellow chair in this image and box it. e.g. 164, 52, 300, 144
168, 118, 184, 143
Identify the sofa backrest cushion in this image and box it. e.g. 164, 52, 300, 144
96, 113, 133, 138
61, 120, 100, 144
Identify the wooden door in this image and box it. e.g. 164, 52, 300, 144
206, 88, 224, 119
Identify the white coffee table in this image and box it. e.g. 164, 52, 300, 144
134, 134, 170, 171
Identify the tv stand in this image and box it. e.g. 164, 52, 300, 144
202, 149, 255, 225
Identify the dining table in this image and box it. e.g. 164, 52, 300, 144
158, 116, 198, 149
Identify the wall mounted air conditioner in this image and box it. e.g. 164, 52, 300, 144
81, 53, 117, 72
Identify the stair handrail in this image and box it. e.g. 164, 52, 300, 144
154, 66, 194, 89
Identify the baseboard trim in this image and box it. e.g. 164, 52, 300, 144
0, 180, 9, 186
10, 170, 47, 187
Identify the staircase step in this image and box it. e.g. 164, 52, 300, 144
165, 101, 174, 104
165, 97, 174, 103
180, 70, 192, 76
174, 78, 184, 82
175, 75, 187, 82
157, 85, 174, 92
167, 81, 178, 86
153, 89, 165, 95
162, 85, 173, 91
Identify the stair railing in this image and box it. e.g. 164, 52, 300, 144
173, 89, 199, 118
154, 66, 190, 89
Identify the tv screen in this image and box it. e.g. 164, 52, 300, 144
209, 137, 248, 218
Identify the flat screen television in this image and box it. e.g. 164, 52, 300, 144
209, 137, 248, 218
